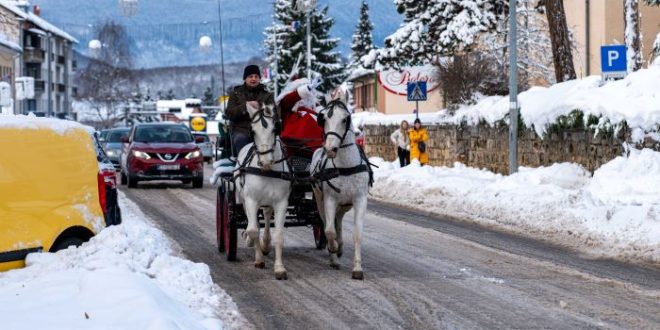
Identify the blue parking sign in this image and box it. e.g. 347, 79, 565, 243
601, 45, 627, 79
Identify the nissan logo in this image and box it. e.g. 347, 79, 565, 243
164, 154, 173, 160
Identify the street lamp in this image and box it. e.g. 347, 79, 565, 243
89, 39, 102, 57
119, 0, 138, 17
199, 36, 212, 52
295, 0, 315, 80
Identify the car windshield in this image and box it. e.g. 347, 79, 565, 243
98, 130, 110, 141
134, 125, 193, 143
194, 134, 210, 142
106, 129, 130, 142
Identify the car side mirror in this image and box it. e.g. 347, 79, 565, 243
195, 136, 205, 143
121, 136, 129, 143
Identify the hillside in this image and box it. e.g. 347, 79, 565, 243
33, 0, 402, 68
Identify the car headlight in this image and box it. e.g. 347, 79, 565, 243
106, 150, 117, 157
185, 150, 201, 159
132, 150, 151, 160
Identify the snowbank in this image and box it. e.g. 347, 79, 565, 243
355, 66, 660, 139
0, 192, 248, 330
369, 149, 660, 265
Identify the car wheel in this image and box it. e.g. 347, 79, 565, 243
51, 236, 85, 252
182, 179, 192, 184
120, 172, 127, 185
127, 175, 138, 188
193, 177, 204, 188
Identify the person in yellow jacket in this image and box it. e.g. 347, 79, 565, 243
409, 118, 429, 165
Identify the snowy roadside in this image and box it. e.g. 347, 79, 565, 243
369, 148, 660, 266
0, 191, 249, 330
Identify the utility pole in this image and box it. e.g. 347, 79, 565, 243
508, 0, 519, 174
217, 0, 227, 102
273, 31, 279, 97
306, 12, 311, 80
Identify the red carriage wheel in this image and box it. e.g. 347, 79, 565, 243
216, 188, 225, 253
223, 189, 237, 261
313, 224, 327, 250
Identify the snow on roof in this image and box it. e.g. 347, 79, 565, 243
0, 1, 78, 43
347, 67, 375, 81
0, 33, 21, 52
0, 113, 88, 135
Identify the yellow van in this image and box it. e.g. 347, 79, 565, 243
0, 116, 120, 271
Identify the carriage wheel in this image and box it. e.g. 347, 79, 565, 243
223, 189, 238, 261
216, 188, 225, 253
313, 224, 327, 250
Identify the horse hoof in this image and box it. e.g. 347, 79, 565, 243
351, 271, 364, 280
255, 261, 265, 269
261, 247, 271, 256
327, 246, 338, 254
330, 263, 340, 270
337, 250, 343, 258
275, 271, 288, 280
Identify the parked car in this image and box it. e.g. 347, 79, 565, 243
103, 127, 130, 170
98, 129, 110, 143
120, 123, 205, 188
0, 117, 121, 272
192, 132, 214, 164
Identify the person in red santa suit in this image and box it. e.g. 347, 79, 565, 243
276, 77, 325, 158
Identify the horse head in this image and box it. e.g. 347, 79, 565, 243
318, 87, 352, 159
246, 101, 279, 170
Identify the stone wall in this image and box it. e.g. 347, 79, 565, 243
364, 123, 658, 174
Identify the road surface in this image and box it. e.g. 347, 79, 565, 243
120, 165, 660, 329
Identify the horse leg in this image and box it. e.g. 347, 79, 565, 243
273, 200, 288, 280
244, 199, 265, 268
335, 208, 348, 258
261, 207, 273, 256
351, 196, 367, 280
323, 197, 340, 269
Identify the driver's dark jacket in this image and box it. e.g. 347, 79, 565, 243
225, 84, 275, 135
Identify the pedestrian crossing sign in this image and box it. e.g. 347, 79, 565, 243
407, 82, 427, 101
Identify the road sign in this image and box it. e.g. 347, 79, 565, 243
407, 81, 427, 101
601, 45, 627, 80
190, 115, 207, 132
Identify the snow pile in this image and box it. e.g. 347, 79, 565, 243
355, 66, 660, 139
0, 114, 88, 135
0, 192, 248, 330
369, 149, 660, 264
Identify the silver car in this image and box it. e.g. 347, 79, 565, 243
192, 132, 214, 164
103, 127, 130, 170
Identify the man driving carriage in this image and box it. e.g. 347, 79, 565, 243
224, 64, 324, 159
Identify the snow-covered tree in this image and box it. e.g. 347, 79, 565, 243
482, 0, 554, 87
373, 0, 507, 69
348, 0, 375, 71
625, 0, 643, 72
543, 0, 576, 82
652, 32, 660, 66
644, 0, 660, 5
263, 0, 344, 93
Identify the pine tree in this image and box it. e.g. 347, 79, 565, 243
375, 0, 507, 68
625, 0, 643, 72
203, 87, 215, 106
263, 0, 344, 93
544, 0, 576, 82
348, 1, 375, 71
165, 89, 175, 100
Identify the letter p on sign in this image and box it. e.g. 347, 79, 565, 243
607, 50, 619, 67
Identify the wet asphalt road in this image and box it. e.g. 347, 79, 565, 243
120, 165, 660, 330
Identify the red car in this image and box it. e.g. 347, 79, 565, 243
120, 123, 205, 188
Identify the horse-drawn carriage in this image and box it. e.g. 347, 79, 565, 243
214, 127, 327, 261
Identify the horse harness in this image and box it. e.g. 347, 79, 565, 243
312, 100, 376, 193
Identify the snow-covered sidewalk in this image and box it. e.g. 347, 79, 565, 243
370, 148, 660, 265
0, 192, 248, 330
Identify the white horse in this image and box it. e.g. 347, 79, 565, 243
235, 101, 292, 280
311, 90, 372, 280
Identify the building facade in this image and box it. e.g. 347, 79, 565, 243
0, 4, 21, 114
350, 66, 443, 115
565, 0, 660, 77
1, 1, 77, 116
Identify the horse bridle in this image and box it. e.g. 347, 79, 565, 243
319, 99, 354, 149
249, 108, 279, 158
